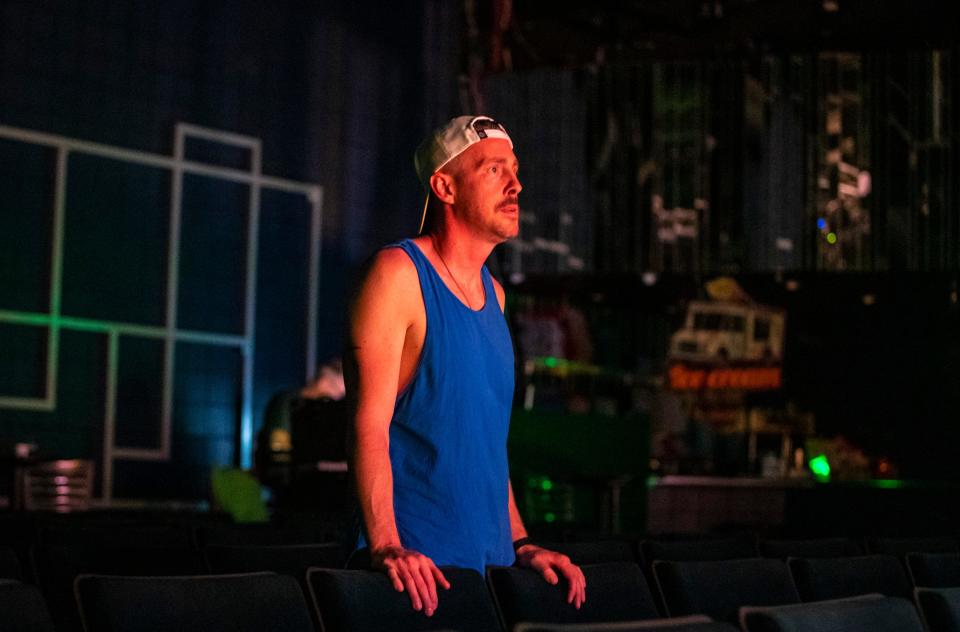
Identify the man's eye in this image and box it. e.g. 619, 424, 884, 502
490, 165, 498, 173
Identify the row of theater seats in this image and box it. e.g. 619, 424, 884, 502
3, 519, 960, 631
2, 559, 960, 631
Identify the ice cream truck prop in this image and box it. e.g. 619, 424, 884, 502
669, 300, 785, 363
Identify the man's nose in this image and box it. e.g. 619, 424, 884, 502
506, 171, 522, 195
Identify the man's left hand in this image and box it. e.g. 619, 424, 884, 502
515, 544, 587, 608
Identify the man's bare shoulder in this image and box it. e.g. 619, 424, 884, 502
366, 246, 418, 283
353, 246, 421, 318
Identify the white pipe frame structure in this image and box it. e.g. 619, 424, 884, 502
0, 122, 323, 502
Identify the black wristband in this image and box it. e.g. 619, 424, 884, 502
512, 537, 533, 552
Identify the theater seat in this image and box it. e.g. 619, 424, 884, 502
514, 615, 739, 631
867, 537, 959, 556
536, 540, 640, 565
0, 581, 56, 632
741, 594, 924, 632
788, 555, 912, 601
32, 543, 205, 631
487, 562, 660, 630
652, 558, 799, 622
643, 537, 758, 563
205, 543, 345, 630
759, 538, 862, 560
907, 553, 960, 588
309, 567, 501, 632
74, 572, 314, 632
204, 542, 345, 578
916, 587, 960, 632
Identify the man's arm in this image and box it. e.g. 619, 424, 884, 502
507, 481, 587, 608
348, 248, 449, 616
494, 277, 586, 608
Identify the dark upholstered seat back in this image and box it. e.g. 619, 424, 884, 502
33, 543, 205, 631
788, 554, 912, 601
75, 572, 315, 632
487, 562, 660, 630
907, 553, 960, 588
644, 537, 758, 563
515, 615, 739, 632
867, 537, 959, 556
759, 538, 862, 560
742, 595, 925, 632
916, 587, 960, 632
653, 558, 799, 622
309, 566, 501, 632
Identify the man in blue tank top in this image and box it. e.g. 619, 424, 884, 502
347, 116, 586, 616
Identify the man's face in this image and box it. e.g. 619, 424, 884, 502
442, 138, 522, 243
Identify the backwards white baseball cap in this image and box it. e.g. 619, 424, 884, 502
413, 115, 513, 233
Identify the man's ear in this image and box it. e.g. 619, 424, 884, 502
429, 171, 456, 204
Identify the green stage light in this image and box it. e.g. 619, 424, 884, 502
809, 454, 831, 481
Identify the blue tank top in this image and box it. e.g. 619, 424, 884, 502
358, 239, 516, 573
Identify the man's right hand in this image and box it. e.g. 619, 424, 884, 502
371, 545, 451, 616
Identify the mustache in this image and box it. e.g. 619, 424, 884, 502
497, 197, 519, 209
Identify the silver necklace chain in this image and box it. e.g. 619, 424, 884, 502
431, 236, 477, 310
